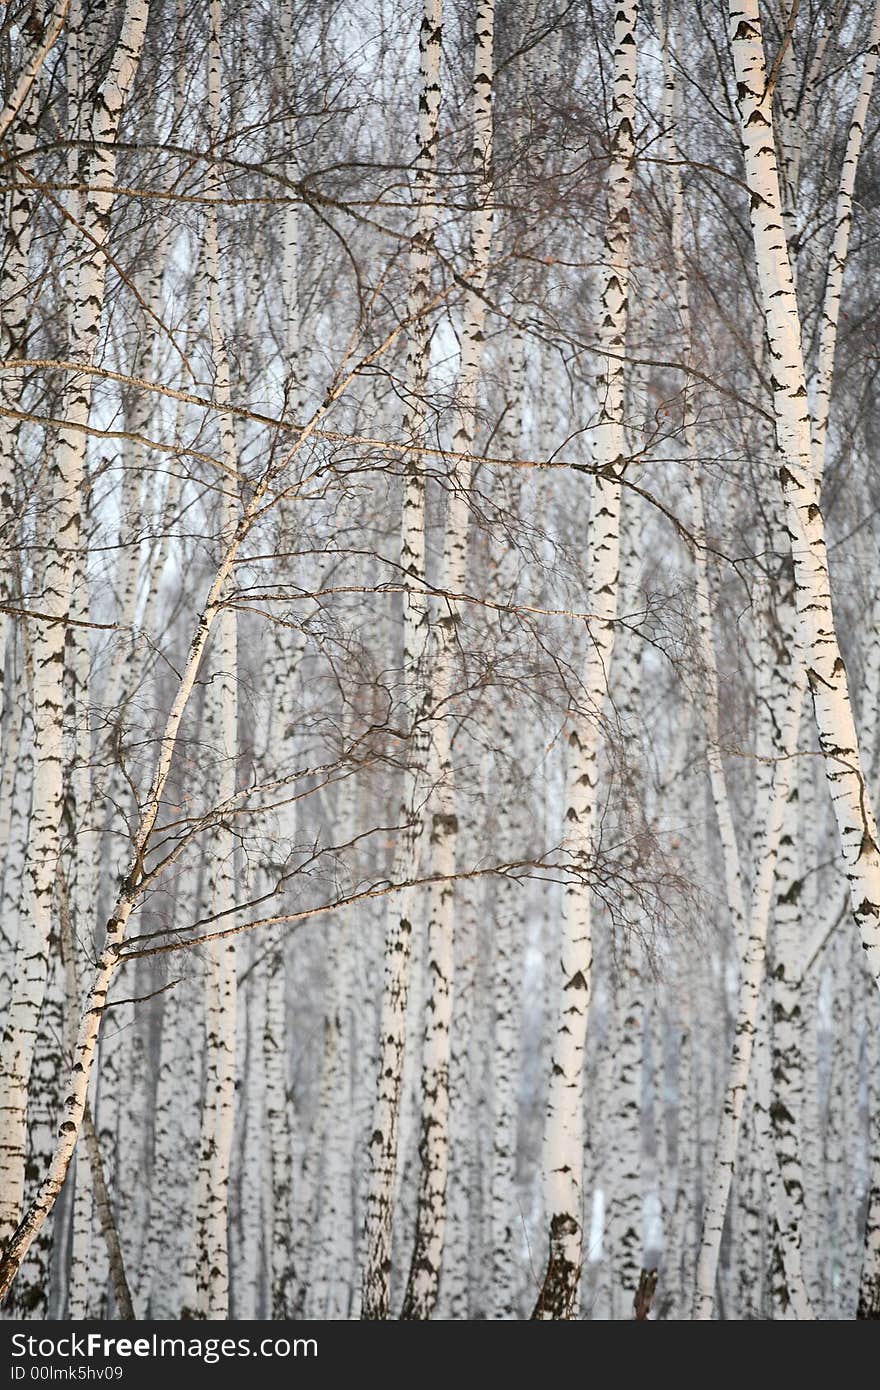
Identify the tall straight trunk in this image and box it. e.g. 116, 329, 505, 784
534, 0, 638, 1320
604, 489, 646, 1319
662, 1000, 699, 1319
189, 3, 238, 1319
820, 936, 853, 1313
60, 882, 135, 1319
0, 672, 33, 1021
735, 1105, 766, 1319
402, 0, 495, 1322
113, 1001, 149, 1309
247, 0, 307, 1318
859, 572, 880, 1315
799, 956, 823, 1308
771, 20, 880, 1304
234, 951, 266, 1318
486, 294, 528, 1321
751, 995, 812, 1318
263, 947, 293, 1319
12, 939, 64, 1318
261, 639, 303, 1320
361, 0, 443, 1320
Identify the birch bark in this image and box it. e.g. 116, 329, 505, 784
402, 0, 494, 1322
727, 0, 880, 998
534, 0, 638, 1320
692, 0, 880, 1316
0, 0, 149, 1246
361, 0, 443, 1319
189, 4, 239, 1318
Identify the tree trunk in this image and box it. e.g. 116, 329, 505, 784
534, 0, 638, 1320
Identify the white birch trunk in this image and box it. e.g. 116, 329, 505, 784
693, 0, 880, 1316
727, 0, 880, 995
534, 0, 638, 1319
0, 0, 149, 1247
770, 776, 808, 1313
262, 936, 295, 1316
604, 482, 647, 1319
189, 5, 238, 1318
485, 308, 528, 1323
402, 0, 494, 1321
361, 0, 443, 1319
234, 949, 267, 1319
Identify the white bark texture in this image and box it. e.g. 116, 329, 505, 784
692, 0, 880, 1316
0, 0, 150, 1247
728, 0, 880, 999
189, 5, 239, 1318
534, 0, 638, 1320
361, 0, 444, 1320
402, 0, 494, 1321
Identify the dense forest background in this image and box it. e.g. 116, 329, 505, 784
1, 0, 879, 1320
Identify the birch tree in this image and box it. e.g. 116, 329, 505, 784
534, 0, 638, 1320
2, 0, 879, 1324
361, 0, 444, 1320
403, 0, 495, 1321
0, 0, 150, 1247
694, 0, 880, 1317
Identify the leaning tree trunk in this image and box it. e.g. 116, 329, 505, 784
728, 0, 880, 990
692, 0, 880, 1319
0, 229, 335, 1309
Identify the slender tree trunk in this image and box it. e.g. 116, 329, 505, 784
534, 0, 638, 1320
727, 0, 880, 996
485, 311, 528, 1323
189, 6, 238, 1318
361, 0, 443, 1319
604, 484, 647, 1319
0, 0, 149, 1248
692, 0, 880, 1317
402, 0, 495, 1322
